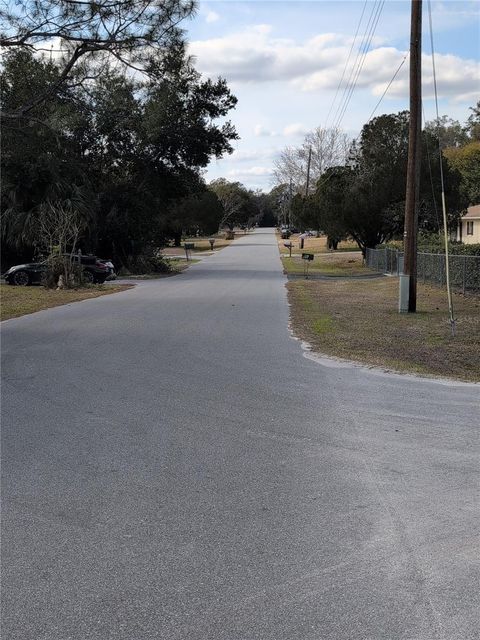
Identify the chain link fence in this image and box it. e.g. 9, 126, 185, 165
365, 247, 480, 293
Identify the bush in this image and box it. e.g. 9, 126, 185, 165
42, 254, 85, 288
123, 252, 172, 275
378, 233, 480, 256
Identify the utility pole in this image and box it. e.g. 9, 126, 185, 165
400, 0, 422, 313
305, 146, 312, 197
288, 177, 293, 227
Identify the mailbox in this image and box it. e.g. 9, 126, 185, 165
302, 253, 314, 261
184, 242, 195, 261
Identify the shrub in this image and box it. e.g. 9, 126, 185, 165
123, 252, 171, 275
43, 254, 85, 289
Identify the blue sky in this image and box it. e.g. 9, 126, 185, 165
185, 1, 480, 191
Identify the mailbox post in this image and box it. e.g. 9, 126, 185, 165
184, 242, 195, 261
302, 252, 314, 278
284, 241, 293, 258
208, 238, 215, 251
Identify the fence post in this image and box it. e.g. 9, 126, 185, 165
463, 255, 466, 295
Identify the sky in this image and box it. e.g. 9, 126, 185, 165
183, 0, 480, 191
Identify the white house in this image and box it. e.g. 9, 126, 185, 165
457, 204, 480, 244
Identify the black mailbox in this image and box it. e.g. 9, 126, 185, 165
184, 243, 195, 250
302, 253, 314, 261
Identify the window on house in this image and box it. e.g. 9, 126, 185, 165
466, 221, 474, 235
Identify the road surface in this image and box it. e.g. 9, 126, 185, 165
2, 228, 479, 639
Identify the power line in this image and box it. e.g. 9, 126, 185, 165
332, 0, 386, 132
366, 54, 407, 123
330, 0, 382, 130
313, 50, 407, 196
324, 0, 368, 129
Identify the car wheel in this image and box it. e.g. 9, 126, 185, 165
13, 270, 30, 286
82, 270, 94, 284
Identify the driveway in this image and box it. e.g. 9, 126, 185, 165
1, 228, 479, 639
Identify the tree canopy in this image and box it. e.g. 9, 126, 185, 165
1, 42, 238, 268
282, 106, 475, 254
0, 0, 196, 120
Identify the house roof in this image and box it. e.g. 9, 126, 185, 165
463, 204, 480, 219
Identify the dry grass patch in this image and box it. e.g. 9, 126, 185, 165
287, 278, 480, 382
278, 233, 358, 255
164, 235, 233, 256
1, 283, 132, 321
282, 252, 373, 276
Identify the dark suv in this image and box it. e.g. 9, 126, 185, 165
3, 255, 109, 285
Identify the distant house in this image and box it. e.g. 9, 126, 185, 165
457, 205, 480, 244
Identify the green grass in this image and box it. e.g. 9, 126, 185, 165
312, 314, 334, 335
278, 233, 358, 255
1, 283, 132, 321
282, 253, 372, 276
287, 278, 480, 382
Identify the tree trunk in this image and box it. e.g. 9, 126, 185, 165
173, 231, 182, 247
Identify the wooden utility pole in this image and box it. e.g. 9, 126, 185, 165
288, 177, 293, 227
305, 146, 312, 197
401, 0, 422, 312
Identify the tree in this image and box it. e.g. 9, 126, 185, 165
142, 45, 238, 171
1, 49, 94, 266
38, 199, 87, 287
0, 0, 196, 120
164, 190, 224, 245
253, 191, 277, 227
209, 179, 251, 230
424, 115, 468, 149
1, 43, 239, 268
342, 112, 409, 254
465, 100, 480, 142
419, 129, 465, 233
444, 142, 480, 205
273, 126, 349, 193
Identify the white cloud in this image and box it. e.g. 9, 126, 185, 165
189, 25, 479, 102
205, 10, 219, 24
283, 123, 308, 137
227, 166, 273, 177
228, 148, 280, 163
189, 26, 344, 83
254, 124, 276, 137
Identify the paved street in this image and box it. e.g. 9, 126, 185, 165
2, 228, 479, 640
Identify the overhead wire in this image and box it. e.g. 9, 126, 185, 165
313, 51, 408, 195
332, 0, 386, 132
324, 0, 369, 130
329, 0, 381, 130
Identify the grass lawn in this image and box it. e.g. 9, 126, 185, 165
1, 283, 132, 321
278, 233, 358, 256
282, 252, 373, 276
287, 278, 480, 382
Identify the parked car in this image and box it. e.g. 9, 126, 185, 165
3, 256, 109, 285
97, 259, 116, 280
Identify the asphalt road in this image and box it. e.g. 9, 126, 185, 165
2, 228, 479, 640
